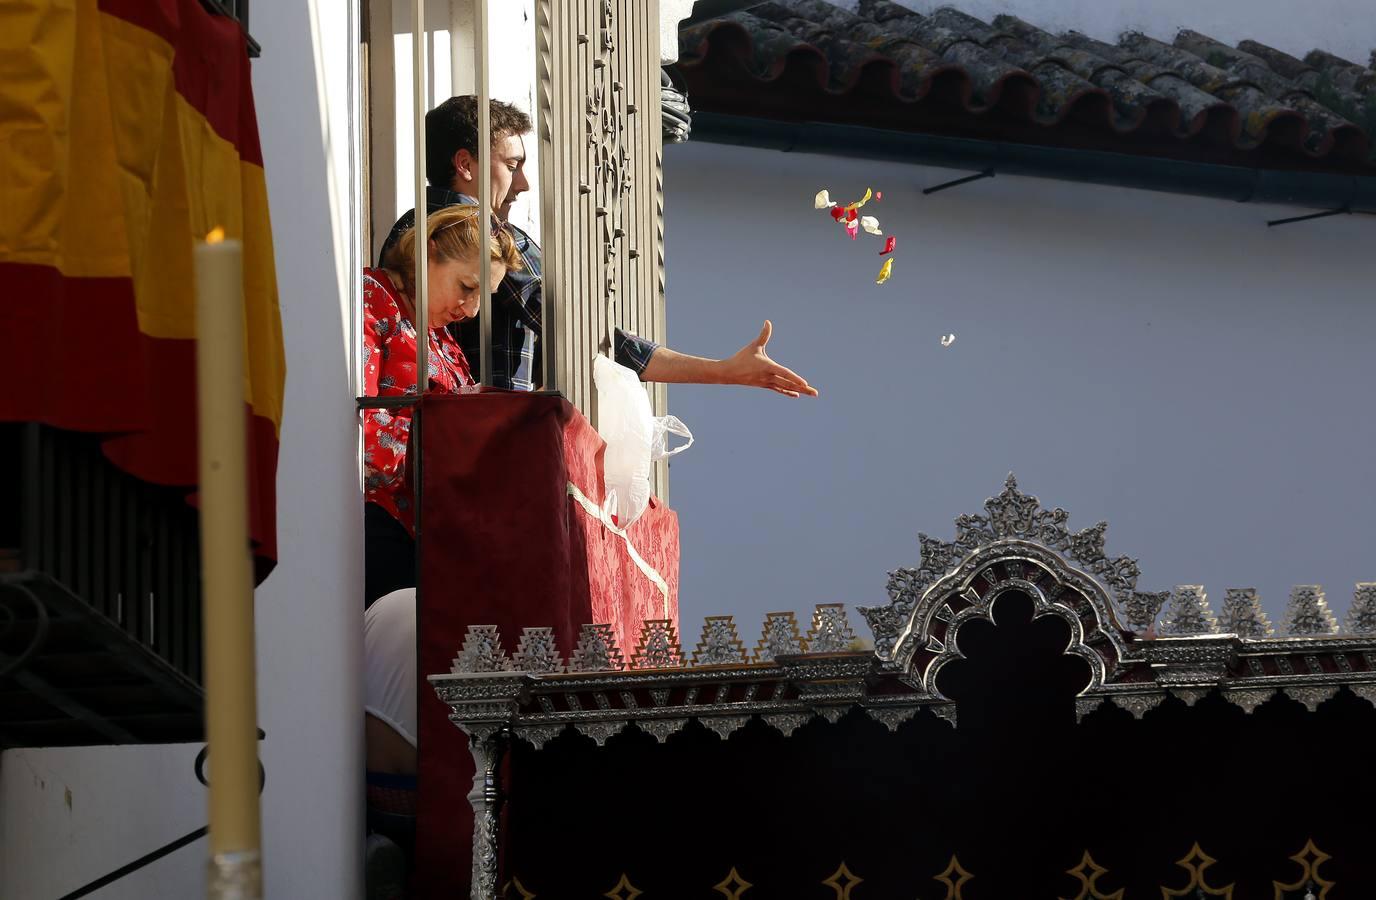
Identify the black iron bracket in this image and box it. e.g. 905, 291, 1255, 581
1266, 205, 1376, 227
55, 737, 266, 900
923, 168, 995, 195
1267, 205, 1350, 227
56, 827, 209, 900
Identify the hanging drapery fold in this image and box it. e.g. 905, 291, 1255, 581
0, 0, 285, 578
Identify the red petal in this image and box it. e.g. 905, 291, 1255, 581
880, 236, 896, 255
846, 208, 858, 221
829, 207, 846, 221
875, 191, 883, 201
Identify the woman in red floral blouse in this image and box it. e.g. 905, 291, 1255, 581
363, 204, 523, 606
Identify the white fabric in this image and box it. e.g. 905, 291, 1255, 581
593, 355, 694, 529
565, 481, 671, 616
593, 355, 656, 528
363, 588, 417, 747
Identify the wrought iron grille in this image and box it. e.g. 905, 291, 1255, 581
4, 423, 204, 685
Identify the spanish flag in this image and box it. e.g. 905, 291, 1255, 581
0, 0, 285, 577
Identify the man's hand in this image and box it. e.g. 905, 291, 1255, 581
637, 321, 818, 397
720, 320, 818, 398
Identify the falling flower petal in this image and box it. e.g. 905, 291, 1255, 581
875, 191, 883, 201
876, 257, 893, 283
860, 216, 881, 235
941, 333, 956, 347
829, 207, 846, 221
845, 219, 859, 240
844, 187, 874, 211
846, 208, 858, 222
814, 189, 836, 209
880, 236, 896, 255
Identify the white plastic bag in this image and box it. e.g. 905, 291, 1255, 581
651, 415, 694, 461
593, 355, 692, 528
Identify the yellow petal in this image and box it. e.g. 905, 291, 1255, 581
876, 257, 894, 284
846, 187, 874, 211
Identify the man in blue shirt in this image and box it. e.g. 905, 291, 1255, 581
380, 96, 817, 398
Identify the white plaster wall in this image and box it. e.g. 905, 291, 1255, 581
0, 0, 365, 897
252, 0, 365, 896
857, 0, 1376, 66
0, 745, 207, 898
663, 140, 1376, 633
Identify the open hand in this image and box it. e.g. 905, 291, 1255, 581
722, 321, 818, 398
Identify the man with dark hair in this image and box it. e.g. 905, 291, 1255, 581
380, 95, 816, 396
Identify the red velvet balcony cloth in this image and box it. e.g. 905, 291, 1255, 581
414, 390, 680, 898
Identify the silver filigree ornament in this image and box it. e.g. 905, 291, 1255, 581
698, 715, 750, 740
862, 474, 1155, 660
761, 712, 812, 736
1284, 685, 1337, 713
814, 705, 850, 725
863, 706, 918, 732
1110, 692, 1164, 720
1124, 590, 1169, 633
1159, 586, 1218, 636
1223, 688, 1275, 715
754, 611, 806, 662
511, 627, 565, 674
453, 625, 511, 673
691, 616, 748, 666
575, 720, 625, 746
1074, 697, 1104, 723
516, 724, 566, 750
466, 729, 505, 899
568, 623, 625, 672
807, 603, 858, 653
1218, 588, 1273, 638
637, 717, 688, 743
930, 704, 958, 728
1170, 687, 1211, 707
631, 620, 684, 669
1346, 584, 1376, 635
1286, 586, 1339, 636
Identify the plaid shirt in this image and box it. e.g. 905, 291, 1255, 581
379, 188, 658, 390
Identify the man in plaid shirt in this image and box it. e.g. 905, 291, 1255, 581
380, 96, 816, 398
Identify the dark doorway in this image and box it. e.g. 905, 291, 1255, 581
934, 590, 1093, 897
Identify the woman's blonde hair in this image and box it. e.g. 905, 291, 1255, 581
383, 204, 523, 298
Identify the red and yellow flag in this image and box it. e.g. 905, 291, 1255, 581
0, 0, 285, 577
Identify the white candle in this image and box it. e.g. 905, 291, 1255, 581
194, 226, 263, 895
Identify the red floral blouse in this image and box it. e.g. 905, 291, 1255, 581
361, 268, 474, 534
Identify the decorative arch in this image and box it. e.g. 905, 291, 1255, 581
861, 475, 1164, 690
902, 542, 1130, 697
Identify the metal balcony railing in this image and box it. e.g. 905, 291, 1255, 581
200, 0, 259, 57
1, 423, 205, 747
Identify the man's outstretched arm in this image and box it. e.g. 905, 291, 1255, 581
639, 320, 818, 398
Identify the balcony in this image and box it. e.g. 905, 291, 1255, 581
1, 424, 205, 748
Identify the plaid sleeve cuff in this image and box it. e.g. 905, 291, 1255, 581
613, 328, 659, 376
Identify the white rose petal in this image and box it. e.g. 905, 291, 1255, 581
940, 333, 956, 347
814, 189, 836, 209
860, 216, 882, 235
